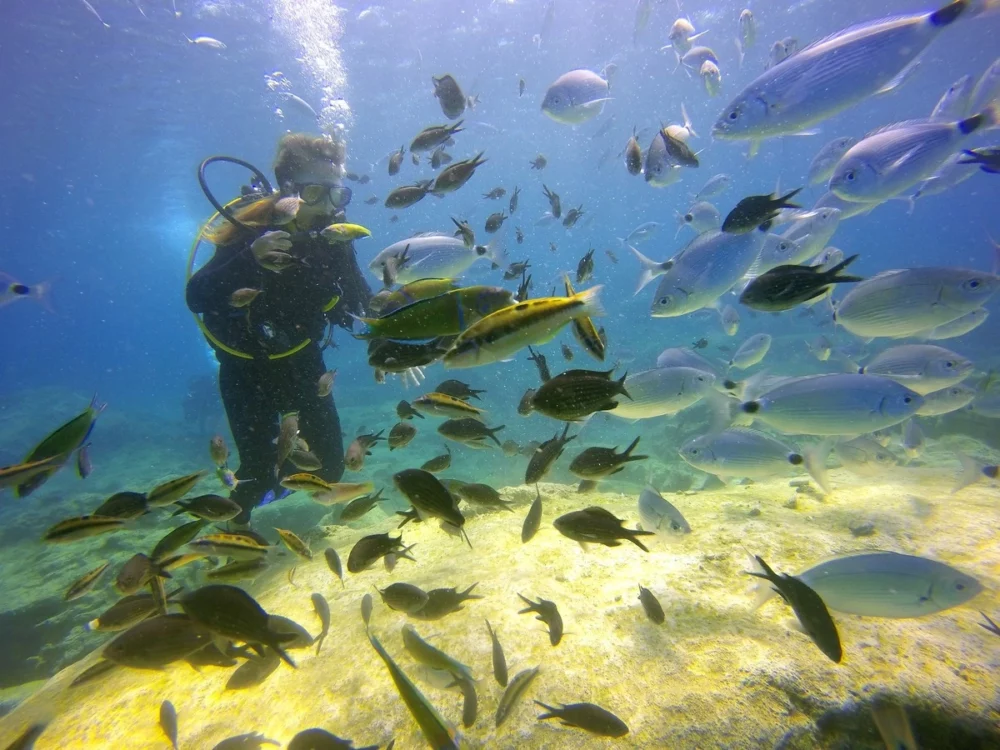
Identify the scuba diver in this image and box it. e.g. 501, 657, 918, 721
187, 133, 372, 526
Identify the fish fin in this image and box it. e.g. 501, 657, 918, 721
890, 146, 925, 172
747, 140, 761, 159
876, 54, 924, 95
803, 439, 834, 495
746, 553, 778, 610
629, 245, 670, 295
952, 452, 988, 493
680, 102, 698, 138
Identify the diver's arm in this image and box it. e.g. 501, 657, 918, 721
186, 245, 259, 314
326, 239, 374, 329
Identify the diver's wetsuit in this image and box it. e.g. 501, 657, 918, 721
186, 216, 372, 524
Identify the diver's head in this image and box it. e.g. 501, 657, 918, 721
274, 133, 352, 223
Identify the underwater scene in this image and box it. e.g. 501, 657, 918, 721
2, 0, 1000, 747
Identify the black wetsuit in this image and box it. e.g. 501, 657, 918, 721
186, 215, 372, 523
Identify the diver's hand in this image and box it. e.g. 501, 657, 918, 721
398, 366, 425, 389
251, 230, 292, 257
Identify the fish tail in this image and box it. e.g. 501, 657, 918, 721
622, 435, 642, 457
929, 0, 971, 26
629, 245, 666, 295
680, 102, 698, 138
803, 439, 834, 495
746, 554, 778, 610
572, 284, 605, 318
627, 532, 652, 552
489, 425, 506, 447
534, 700, 558, 719
952, 452, 987, 493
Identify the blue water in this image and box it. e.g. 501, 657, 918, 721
2, 0, 1000, 746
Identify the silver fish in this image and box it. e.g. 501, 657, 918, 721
637, 486, 691, 537
930, 74, 974, 121
901, 419, 924, 459
969, 57, 1000, 117
835, 267, 1000, 338
752, 551, 982, 618
778, 208, 842, 266
917, 383, 977, 416
860, 344, 974, 395
675, 201, 721, 237
830, 111, 998, 203
834, 436, 898, 475
694, 173, 732, 201
541, 69, 610, 125
807, 136, 857, 185
369, 233, 500, 285
714, 0, 977, 141
719, 304, 740, 336
740, 373, 923, 435
609, 367, 717, 420
729, 333, 772, 370
680, 428, 825, 486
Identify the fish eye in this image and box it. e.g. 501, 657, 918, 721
727, 109, 739, 120
658, 297, 670, 305
945, 360, 955, 368
684, 213, 693, 222
956, 582, 966, 590
903, 396, 913, 404
967, 279, 981, 289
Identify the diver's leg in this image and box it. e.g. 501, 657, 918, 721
281, 347, 346, 483
218, 359, 279, 524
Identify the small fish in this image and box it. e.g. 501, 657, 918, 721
43, 515, 126, 543
316, 369, 337, 397
378, 582, 431, 613
410, 120, 464, 152
396, 400, 424, 420
483, 186, 507, 199
188, 533, 270, 561
432, 74, 467, 120
388, 145, 405, 175
496, 666, 540, 728
525, 424, 575, 484
542, 184, 561, 218
172, 494, 241, 522
700, 60, 722, 96
748, 555, 842, 663
637, 585, 665, 624
604, 248, 618, 264
742, 256, 864, 311
675, 202, 721, 237
485, 619, 508, 687
722, 189, 802, 234
348, 533, 416, 573
624, 128, 643, 175
209, 435, 229, 468
320, 223, 371, 242
421, 446, 453, 473
509, 186, 521, 214
276, 528, 312, 561
185, 35, 227, 49
159, 700, 178, 750
553, 506, 654, 551
530, 154, 547, 170
384, 181, 435, 209
541, 69, 610, 125
519, 78, 526, 96
518, 593, 563, 646
535, 701, 629, 737
75, 443, 93, 479
522, 487, 544, 543
388, 421, 418, 450
311, 593, 330, 655
324, 547, 344, 588
569, 436, 648, 479
64, 561, 111, 601
576, 248, 595, 283
562, 205, 584, 228
694, 173, 732, 201
807, 136, 858, 185
145, 470, 209, 508
530, 368, 628, 422
229, 288, 262, 308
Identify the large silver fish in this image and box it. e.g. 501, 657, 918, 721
752, 552, 983, 618
541, 69, 610, 125
648, 230, 765, 316
713, 0, 980, 142
830, 110, 998, 203
807, 137, 857, 185
369, 232, 501, 285
637, 486, 691, 537
834, 266, 1000, 338
680, 428, 826, 488
860, 344, 974, 395
739, 373, 923, 435
610, 367, 717, 419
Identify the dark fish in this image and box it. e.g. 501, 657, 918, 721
368, 337, 454, 372
288, 728, 380, 750
980, 611, 1000, 636
446, 479, 514, 512
535, 700, 629, 737
624, 128, 643, 175
501, 439, 520, 457
397, 399, 425, 419
411, 153, 420, 166
103, 614, 213, 669
364, 195, 379, 205
519, 78, 526, 96
388, 145, 404, 176
526, 346, 551, 382
347, 533, 416, 573
431, 152, 487, 195
522, 488, 543, 543
410, 584, 482, 621
509, 185, 520, 214
722, 188, 802, 234
483, 186, 507, 199
212, 732, 280, 749
576, 248, 595, 283
431, 146, 453, 169
378, 582, 431, 613
525, 424, 576, 484
569, 436, 649, 479
324, 547, 345, 587
384, 181, 434, 209
530, 154, 547, 169
172, 493, 242, 522
496, 666, 540, 728
739, 255, 864, 311
64, 561, 110, 601
450, 676, 478, 728
227, 649, 281, 690
562, 206, 584, 228
186, 643, 239, 668
205, 559, 269, 583
451, 217, 476, 247
43, 514, 126, 543
388, 421, 417, 450
605, 248, 619, 264
485, 619, 508, 687
531, 370, 630, 421
637, 585, 665, 625
561, 344, 574, 361
660, 128, 699, 167
518, 388, 536, 416
434, 379, 486, 401
116, 553, 167, 595
312, 593, 330, 655
515, 226, 524, 244
151, 519, 207, 561
340, 489, 384, 522
518, 594, 563, 646
504, 260, 530, 280
3, 723, 48, 750
554, 506, 654, 551
160, 700, 178, 750
542, 184, 561, 217
484, 211, 508, 233
411, 121, 464, 152
958, 146, 1000, 173
180, 585, 298, 667
69, 659, 119, 688
76, 443, 93, 479
86, 588, 182, 632
421, 446, 453, 473
432, 74, 466, 119
393, 468, 470, 545
749, 555, 843, 663
437, 418, 505, 450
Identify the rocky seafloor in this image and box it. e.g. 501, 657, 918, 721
0, 449, 998, 749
